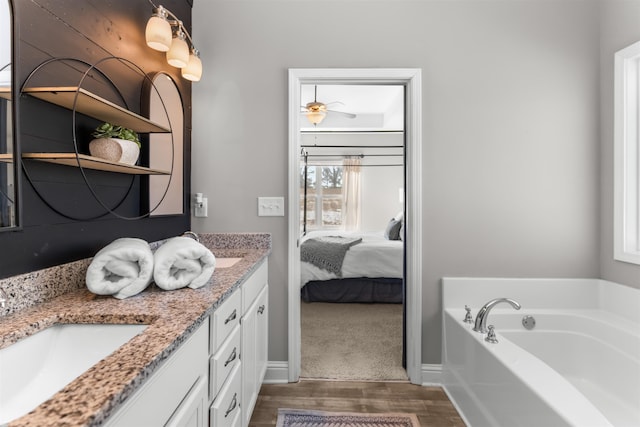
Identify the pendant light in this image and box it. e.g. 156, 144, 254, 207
145, 6, 172, 52
182, 49, 202, 82
166, 27, 189, 68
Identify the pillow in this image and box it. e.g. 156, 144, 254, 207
394, 211, 404, 222
384, 218, 402, 240
399, 223, 404, 241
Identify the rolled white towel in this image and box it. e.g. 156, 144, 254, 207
153, 236, 216, 290
86, 238, 154, 299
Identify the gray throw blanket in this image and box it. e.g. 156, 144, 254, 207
300, 236, 363, 276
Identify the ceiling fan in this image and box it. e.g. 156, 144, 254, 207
301, 86, 357, 125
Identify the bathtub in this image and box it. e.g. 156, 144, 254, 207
441, 278, 640, 427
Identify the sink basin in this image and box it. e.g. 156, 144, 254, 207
0, 323, 147, 423
216, 257, 242, 268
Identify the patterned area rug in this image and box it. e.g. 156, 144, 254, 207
276, 409, 420, 427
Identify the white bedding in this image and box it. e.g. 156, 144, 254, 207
300, 230, 404, 288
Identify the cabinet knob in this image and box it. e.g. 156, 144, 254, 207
224, 309, 237, 324
258, 305, 265, 315
225, 393, 238, 418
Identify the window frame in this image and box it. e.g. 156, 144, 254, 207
614, 40, 640, 265
305, 163, 344, 231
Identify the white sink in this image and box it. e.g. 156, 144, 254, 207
216, 257, 242, 268
0, 323, 147, 424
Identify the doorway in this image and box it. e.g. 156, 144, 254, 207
287, 69, 423, 384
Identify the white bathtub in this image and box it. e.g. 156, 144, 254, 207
441, 278, 640, 427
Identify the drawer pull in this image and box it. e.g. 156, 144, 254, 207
225, 309, 237, 324
258, 305, 265, 315
224, 347, 237, 367
225, 393, 238, 418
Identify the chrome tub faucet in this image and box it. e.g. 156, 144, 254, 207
473, 297, 521, 333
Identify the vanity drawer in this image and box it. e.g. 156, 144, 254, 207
241, 261, 267, 314
210, 324, 240, 400
210, 362, 242, 427
211, 290, 241, 352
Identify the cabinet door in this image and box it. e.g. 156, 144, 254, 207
104, 320, 209, 427
241, 285, 268, 427
240, 298, 258, 427
166, 375, 208, 427
255, 286, 268, 385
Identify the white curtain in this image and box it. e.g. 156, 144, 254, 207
342, 157, 361, 231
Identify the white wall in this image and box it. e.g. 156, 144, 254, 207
191, 0, 600, 365
360, 166, 404, 232
599, 0, 640, 289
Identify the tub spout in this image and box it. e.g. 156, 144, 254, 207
473, 297, 521, 333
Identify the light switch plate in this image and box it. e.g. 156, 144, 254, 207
258, 197, 285, 216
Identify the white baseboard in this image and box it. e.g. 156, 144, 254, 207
264, 361, 442, 386
421, 363, 442, 386
264, 361, 289, 384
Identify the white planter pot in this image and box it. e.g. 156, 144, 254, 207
89, 138, 140, 165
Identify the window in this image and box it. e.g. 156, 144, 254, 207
300, 163, 343, 230
614, 40, 640, 265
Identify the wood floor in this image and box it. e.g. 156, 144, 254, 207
249, 380, 466, 427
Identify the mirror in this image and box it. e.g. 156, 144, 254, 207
0, 0, 18, 229
144, 72, 184, 216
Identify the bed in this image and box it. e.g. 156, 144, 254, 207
299, 230, 404, 303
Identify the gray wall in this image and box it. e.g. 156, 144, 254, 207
599, 0, 640, 289
191, 0, 601, 365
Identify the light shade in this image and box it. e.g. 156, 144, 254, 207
306, 111, 326, 125
145, 13, 172, 52
166, 31, 189, 68
182, 51, 202, 81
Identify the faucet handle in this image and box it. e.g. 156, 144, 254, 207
485, 325, 498, 344
463, 305, 474, 324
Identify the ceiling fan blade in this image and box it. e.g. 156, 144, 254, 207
324, 101, 345, 107
327, 110, 357, 119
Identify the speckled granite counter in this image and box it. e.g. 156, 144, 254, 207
0, 233, 271, 427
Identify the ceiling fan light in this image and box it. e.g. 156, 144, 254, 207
145, 7, 172, 52
306, 111, 326, 125
182, 50, 202, 81
167, 30, 189, 68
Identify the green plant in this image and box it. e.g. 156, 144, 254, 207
92, 122, 141, 148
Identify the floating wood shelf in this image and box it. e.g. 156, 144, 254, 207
22, 153, 170, 175
0, 87, 10, 101
22, 87, 170, 133
0, 153, 13, 163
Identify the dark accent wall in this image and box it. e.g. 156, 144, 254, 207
0, 0, 193, 279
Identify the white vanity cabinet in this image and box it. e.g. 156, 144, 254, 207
209, 260, 268, 427
240, 261, 269, 427
104, 259, 268, 427
104, 319, 209, 427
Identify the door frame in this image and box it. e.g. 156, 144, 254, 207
287, 68, 423, 384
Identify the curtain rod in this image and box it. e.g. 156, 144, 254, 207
305, 154, 404, 157
301, 130, 404, 134
304, 164, 404, 167
301, 145, 404, 148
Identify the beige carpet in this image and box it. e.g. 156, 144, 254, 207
276, 408, 420, 427
301, 302, 408, 381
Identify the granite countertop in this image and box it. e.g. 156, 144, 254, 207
0, 234, 271, 427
